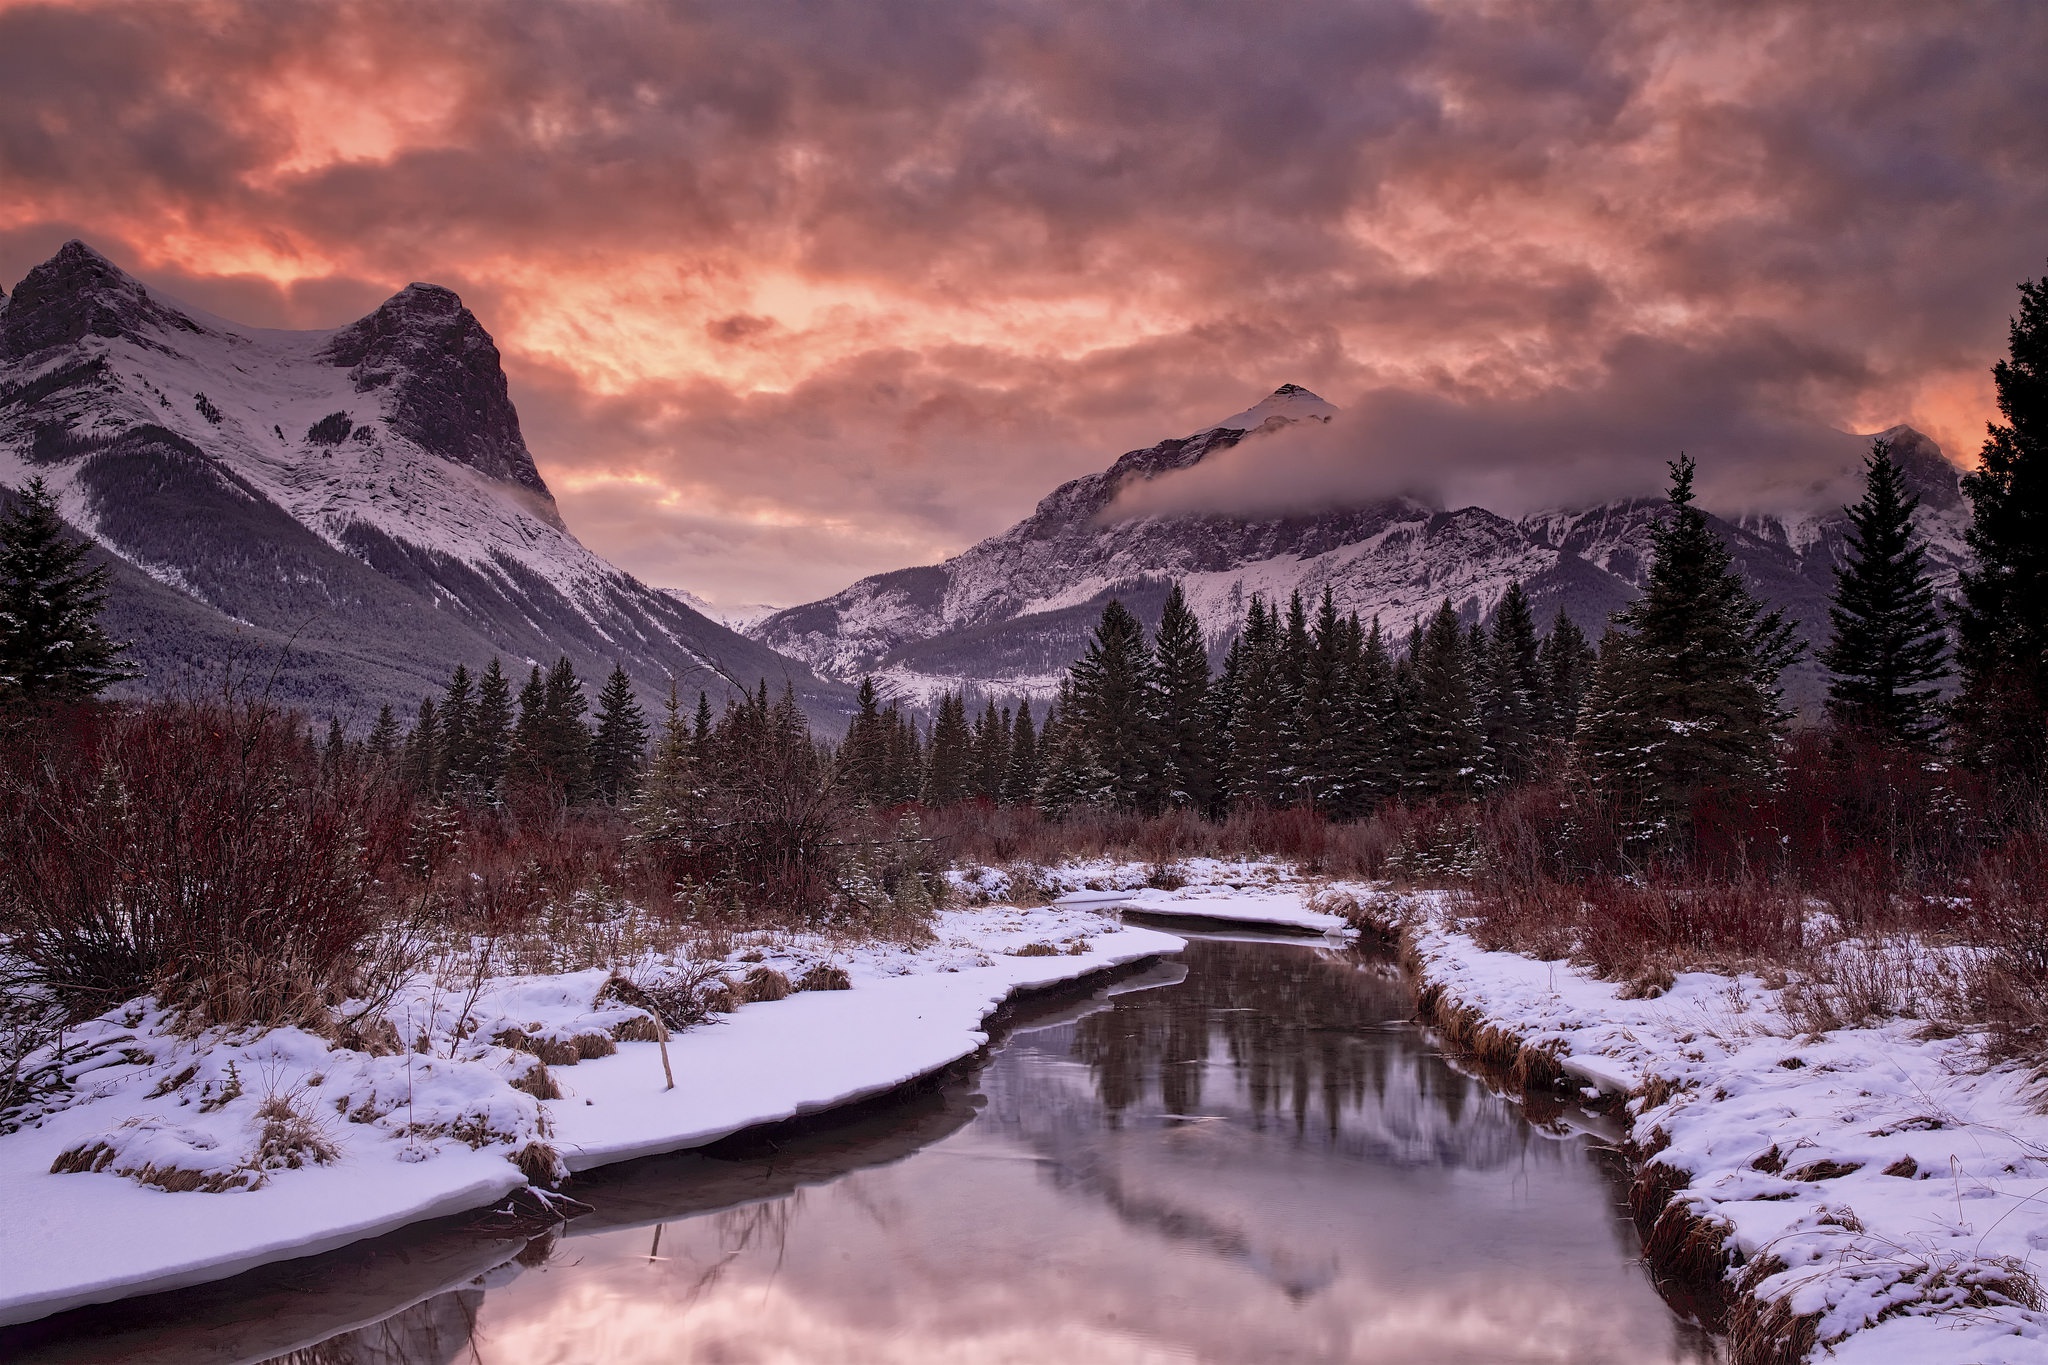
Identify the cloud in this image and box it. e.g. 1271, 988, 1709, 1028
1, 0, 2044, 600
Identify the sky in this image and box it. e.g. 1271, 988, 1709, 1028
2, 0, 2045, 607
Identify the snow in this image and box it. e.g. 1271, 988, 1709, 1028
1058, 883, 1359, 937
0, 905, 1183, 1327
1361, 889, 2048, 1363
1206, 383, 1339, 436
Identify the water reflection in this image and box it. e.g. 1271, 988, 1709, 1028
9, 938, 1721, 1364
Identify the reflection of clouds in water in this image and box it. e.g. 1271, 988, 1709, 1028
259, 1288, 484, 1365
462, 941, 1716, 1364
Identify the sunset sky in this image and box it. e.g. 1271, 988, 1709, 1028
3, 0, 2045, 606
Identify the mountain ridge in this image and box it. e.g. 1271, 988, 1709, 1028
750, 386, 1970, 712
0, 240, 847, 728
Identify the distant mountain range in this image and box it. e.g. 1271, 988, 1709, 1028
0, 241, 846, 729
750, 385, 1971, 712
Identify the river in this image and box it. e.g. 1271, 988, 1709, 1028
6, 935, 1721, 1364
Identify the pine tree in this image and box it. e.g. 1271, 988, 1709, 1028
1287, 587, 1347, 807
1407, 600, 1482, 796
1539, 610, 1595, 743
1954, 269, 2048, 775
591, 664, 650, 804
636, 682, 699, 843
437, 664, 476, 793
542, 657, 593, 799
323, 716, 347, 765
1575, 456, 1802, 842
1821, 438, 1949, 745
1035, 687, 1113, 819
1224, 597, 1290, 805
1069, 599, 1161, 810
1001, 701, 1040, 805
402, 697, 440, 793
470, 659, 514, 797
923, 692, 972, 806
366, 703, 401, 759
838, 677, 890, 802
1152, 583, 1217, 811
0, 476, 135, 709
1479, 582, 1544, 786
971, 699, 1009, 802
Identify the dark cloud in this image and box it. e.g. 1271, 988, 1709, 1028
1, 0, 2044, 600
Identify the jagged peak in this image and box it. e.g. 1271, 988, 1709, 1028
0, 239, 201, 362
1207, 383, 1338, 436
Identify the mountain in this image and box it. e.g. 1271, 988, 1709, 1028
751, 385, 1970, 712
0, 241, 846, 728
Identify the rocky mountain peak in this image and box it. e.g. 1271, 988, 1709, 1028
0, 239, 202, 363
321, 281, 553, 502
1873, 423, 1965, 512
1208, 383, 1338, 436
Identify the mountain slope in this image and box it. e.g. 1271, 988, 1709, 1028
0, 241, 845, 727
752, 386, 1969, 711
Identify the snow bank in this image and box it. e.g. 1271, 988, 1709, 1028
1115, 886, 1357, 937
0, 906, 1181, 1327
1370, 889, 2048, 1364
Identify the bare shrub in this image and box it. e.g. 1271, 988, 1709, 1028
738, 967, 791, 1002
0, 701, 407, 1027
796, 963, 851, 991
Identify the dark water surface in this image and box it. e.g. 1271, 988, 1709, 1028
10, 937, 1721, 1364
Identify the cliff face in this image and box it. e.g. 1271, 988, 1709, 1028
0, 241, 846, 727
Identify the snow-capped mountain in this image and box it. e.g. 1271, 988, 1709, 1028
0, 241, 844, 725
751, 385, 1970, 711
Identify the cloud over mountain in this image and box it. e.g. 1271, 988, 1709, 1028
2, 0, 2044, 601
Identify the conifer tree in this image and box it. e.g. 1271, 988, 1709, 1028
438, 664, 476, 792
403, 697, 440, 793
1035, 698, 1113, 818
971, 699, 1009, 802
1539, 610, 1595, 743
1069, 599, 1161, 810
1002, 701, 1040, 805
1575, 456, 1801, 842
1821, 438, 1949, 745
1224, 597, 1290, 805
838, 677, 890, 802
542, 657, 594, 798
1407, 600, 1482, 795
0, 476, 134, 709
470, 658, 514, 797
1954, 269, 2048, 775
923, 692, 972, 806
366, 703, 401, 759
636, 682, 699, 842
323, 716, 347, 765
694, 691, 713, 743
1152, 583, 1217, 812
1480, 582, 1545, 786
1342, 616, 1401, 807
591, 664, 650, 804
1288, 587, 1347, 806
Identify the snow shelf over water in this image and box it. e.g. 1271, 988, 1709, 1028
1057, 884, 1358, 937
0, 908, 1183, 1327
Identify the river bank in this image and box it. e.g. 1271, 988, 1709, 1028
1346, 888, 2048, 1365
0, 903, 1183, 1328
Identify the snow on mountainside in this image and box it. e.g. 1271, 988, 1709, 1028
752, 387, 1969, 711
0, 241, 845, 725
661, 587, 783, 634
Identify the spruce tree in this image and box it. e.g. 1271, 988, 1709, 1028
366, 703, 401, 759
1002, 701, 1040, 806
1575, 456, 1801, 842
591, 664, 650, 804
1480, 582, 1544, 786
471, 659, 514, 797
923, 692, 972, 806
838, 677, 889, 801
636, 683, 699, 842
1539, 610, 1595, 743
403, 697, 440, 793
1068, 599, 1161, 810
1821, 438, 1949, 745
0, 476, 135, 709
438, 664, 476, 792
971, 699, 1009, 802
1954, 269, 2048, 775
1288, 587, 1346, 807
1224, 597, 1290, 806
1152, 583, 1217, 811
1407, 600, 1482, 796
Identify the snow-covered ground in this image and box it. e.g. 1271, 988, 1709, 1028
1362, 889, 2048, 1364
0, 904, 1182, 1327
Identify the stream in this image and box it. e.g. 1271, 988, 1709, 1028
6, 935, 1722, 1364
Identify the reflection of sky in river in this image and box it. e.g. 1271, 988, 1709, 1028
463, 941, 1719, 1365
